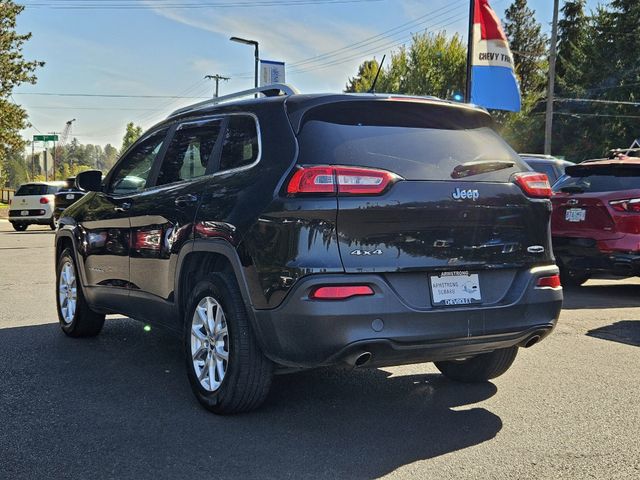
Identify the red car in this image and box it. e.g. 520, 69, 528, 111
551, 156, 640, 286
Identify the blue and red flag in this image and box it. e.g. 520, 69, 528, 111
469, 0, 521, 112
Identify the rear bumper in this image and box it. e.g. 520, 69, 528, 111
8, 211, 53, 224
252, 265, 562, 368
553, 236, 640, 276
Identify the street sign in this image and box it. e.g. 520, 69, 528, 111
33, 134, 58, 142
260, 60, 285, 86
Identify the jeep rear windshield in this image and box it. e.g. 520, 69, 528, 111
554, 165, 640, 193
15, 184, 57, 196
296, 101, 527, 181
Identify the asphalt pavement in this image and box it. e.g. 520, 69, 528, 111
0, 220, 638, 479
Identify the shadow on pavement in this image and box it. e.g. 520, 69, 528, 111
0, 319, 502, 480
0, 230, 54, 235
561, 283, 640, 310
587, 320, 640, 347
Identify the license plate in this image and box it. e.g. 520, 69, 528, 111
430, 271, 481, 306
20, 210, 29, 216
565, 208, 586, 222
66, 194, 75, 200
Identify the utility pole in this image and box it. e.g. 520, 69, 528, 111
544, 0, 560, 155
204, 74, 230, 98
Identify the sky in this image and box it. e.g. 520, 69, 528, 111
14, 0, 606, 148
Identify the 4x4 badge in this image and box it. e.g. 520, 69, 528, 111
350, 249, 383, 256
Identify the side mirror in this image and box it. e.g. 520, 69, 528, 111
75, 170, 103, 192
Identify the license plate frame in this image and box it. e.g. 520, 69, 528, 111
429, 271, 482, 307
565, 208, 586, 222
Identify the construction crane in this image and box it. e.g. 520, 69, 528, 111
59, 118, 76, 147
51, 119, 76, 180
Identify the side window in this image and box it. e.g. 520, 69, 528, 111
108, 129, 167, 195
156, 118, 222, 186
219, 115, 259, 172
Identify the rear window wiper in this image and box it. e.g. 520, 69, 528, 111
451, 160, 515, 179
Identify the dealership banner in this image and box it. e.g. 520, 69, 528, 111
260, 60, 285, 86
470, 0, 521, 112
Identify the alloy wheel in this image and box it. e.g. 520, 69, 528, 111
58, 261, 77, 324
191, 296, 229, 392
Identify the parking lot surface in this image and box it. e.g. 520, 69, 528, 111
0, 220, 638, 479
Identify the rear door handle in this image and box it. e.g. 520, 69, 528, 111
175, 194, 199, 207
114, 201, 132, 212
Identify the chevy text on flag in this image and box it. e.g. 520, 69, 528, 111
470, 0, 521, 112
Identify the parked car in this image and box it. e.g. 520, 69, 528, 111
520, 154, 573, 185
55, 85, 563, 414
9, 181, 65, 231
551, 156, 640, 285
53, 177, 86, 226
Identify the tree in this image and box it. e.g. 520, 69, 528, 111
503, 0, 548, 96
121, 122, 143, 154
0, 148, 28, 188
490, 1, 548, 154
345, 31, 466, 99
0, 1, 44, 181
103, 144, 119, 170
345, 59, 382, 93
556, 0, 587, 97
551, 1, 640, 161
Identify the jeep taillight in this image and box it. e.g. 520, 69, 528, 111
40, 197, 50, 204
513, 172, 552, 198
287, 166, 401, 196
609, 198, 640, 212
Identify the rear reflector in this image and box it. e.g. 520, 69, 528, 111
513, 172, 552, 198
39, 197, 50, 204
536, 275, 561, 288
609, 198, 640, 212
309, 285, 374, 300
287, 166, 400, 196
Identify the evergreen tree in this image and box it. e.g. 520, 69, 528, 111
556, 0, 587, 96
503, 0, 548, 96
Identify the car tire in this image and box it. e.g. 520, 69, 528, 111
559, 267, 590, 287
184, 273, 273, 414
435, 346, 518, 383
11, 222, 27, 231
50, 217, 58, 230
56, 248, 105, 337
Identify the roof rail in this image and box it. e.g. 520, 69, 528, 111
169, 83, 300, 118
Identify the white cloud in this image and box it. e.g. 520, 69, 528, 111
147, 4, 379, 83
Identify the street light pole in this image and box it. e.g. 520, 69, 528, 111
230, 36, 259, 96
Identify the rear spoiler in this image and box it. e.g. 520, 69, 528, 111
566, 163, 640, 177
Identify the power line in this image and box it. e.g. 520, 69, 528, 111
230, 0, 470, 78
22, 0, 384, 10
555, 98, 640, 107
553, 112, 640, 120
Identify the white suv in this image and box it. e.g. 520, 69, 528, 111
9, 182, 65, 231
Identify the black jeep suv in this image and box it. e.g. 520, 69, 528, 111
55, 85, 562, 414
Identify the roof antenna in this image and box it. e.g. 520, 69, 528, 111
368, 55, 386, 94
